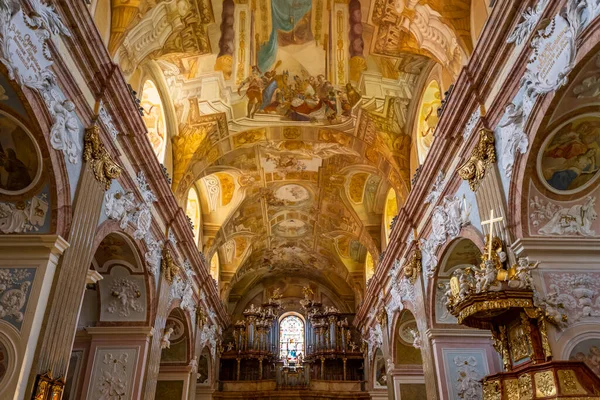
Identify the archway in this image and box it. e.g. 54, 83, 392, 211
64, 232, 150, 400
390, 310, 427, 399
156, 308, 194, 399
140, 80, 167, 163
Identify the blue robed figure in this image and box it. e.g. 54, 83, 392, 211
258, 0, 313, 73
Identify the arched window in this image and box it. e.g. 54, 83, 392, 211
186, 187, 201, 245
365, 251, 375, 282
140, 80, 167, 163
416, 80, 441, 164
384, 188, 398, 245
209, 253, 219, 282
279, 314, 305, 362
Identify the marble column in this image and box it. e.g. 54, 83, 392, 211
0, 235, 68, 398
31, 166, 106, 392
143, 275, 172, 399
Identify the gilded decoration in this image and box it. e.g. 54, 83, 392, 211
505, 378, 519, 400
534, 371, 557, 397
483, 380, 501, 400
557, 369, 587, 395
161, 248, 180, 284
83, 122, 123, 190
518, 373, 532, 400
376, 306, 387, 327
458, 129, 497, 191
402, 247, 422, 284
456, 299, 534, 325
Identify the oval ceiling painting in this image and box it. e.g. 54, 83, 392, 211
538, 115, 600, 194
275, 184, 310, 203
0, 110, 42, 196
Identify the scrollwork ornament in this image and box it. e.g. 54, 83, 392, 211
83, 122, 123, 190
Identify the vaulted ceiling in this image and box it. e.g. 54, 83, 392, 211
99, 0, 475, 310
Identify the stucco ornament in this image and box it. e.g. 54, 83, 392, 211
454, 356, 483, 400
425, 171, 445, 204
0, 268, 32, 322
462, 109, 481, 140
530, 196, 597, 236
386, 259, 417, 325
0, 194, 49, 233
199, 324, 220, 358
161, 327, 174, 349
0, 1, 82, 163
96, 352, 128, 399
144, 233, 163, 276
498, 0, 591, 177
365, 323, 383, 362
421, 195, 471, 276
104, 191, 137, 229
542, 272, 600, 323
83, 123, 123, 190
507, 0, 550, 45
458, 129, 497, 191
106, 278, 143, 317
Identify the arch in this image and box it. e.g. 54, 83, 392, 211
430, 236, 483, 326
415, 80, 442, 164
140, 80, 167, 163
373, 348, 387, 388
279, 313, 305, 361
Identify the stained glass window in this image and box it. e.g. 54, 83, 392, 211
279, 315, 304, 362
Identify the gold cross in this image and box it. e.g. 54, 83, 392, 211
481, 209, 503, 258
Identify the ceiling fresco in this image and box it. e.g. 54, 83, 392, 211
107, 0, 471, 307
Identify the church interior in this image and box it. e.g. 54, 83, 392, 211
0, 0, 600, 398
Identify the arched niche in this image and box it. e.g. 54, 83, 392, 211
186, 186, 201, 246
393, 310, 423, 366
383, 188, 399, 246
432, 237, 482, 326
160, 308, 192, 364
197, 347, 212, 385
373, 348, 387, 388
416, 80, 441, 164
569, 338, 600, 377
141, 80, 167, 163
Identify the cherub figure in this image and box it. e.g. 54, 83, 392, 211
161, 327, 174, 349
508, 257, 539, 289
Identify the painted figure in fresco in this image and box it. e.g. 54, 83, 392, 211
238, 66, 265, 118
0, 147, 33, 191
542, 120, 600, 191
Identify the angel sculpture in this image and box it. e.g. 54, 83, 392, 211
508, 258, 539, 289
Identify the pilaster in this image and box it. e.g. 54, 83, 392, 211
0, 235, 69, 399
30, 165, 107, 393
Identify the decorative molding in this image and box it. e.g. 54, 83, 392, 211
95, 352, 129, 398
0, 3, 81, 163
453, 356, 483, 400
507, 0, 550, 45
497, 0, 591, 177
106, 278, 143, 317
83, 122, 123, 190
0, 268, 34, 329
462, 109, 481, 140
98, 103, 120, 141
529, 196, 597, 236
425, 171, 445, 204
421, 196, 471, 276
0, 193, 49, 233
458, 129, 497, 192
